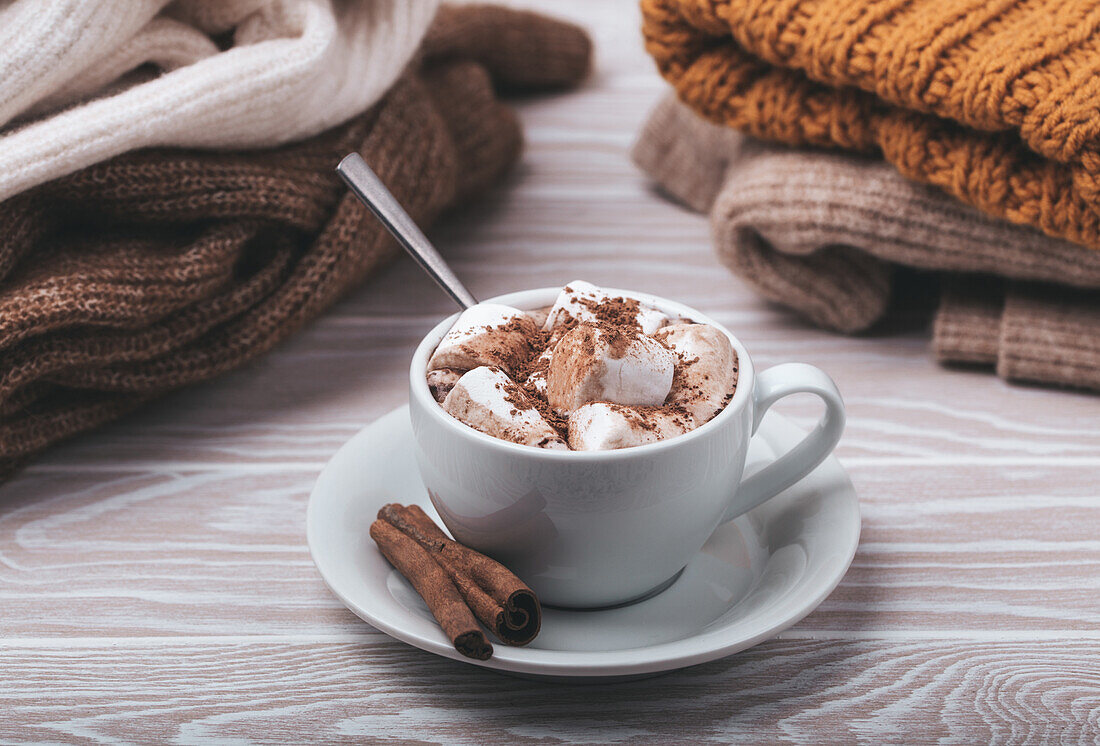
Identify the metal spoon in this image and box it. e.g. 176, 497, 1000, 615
336, 152, 478, 310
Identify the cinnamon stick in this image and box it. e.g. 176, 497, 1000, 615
376, 503, 542, 646
368, 519, 493, 660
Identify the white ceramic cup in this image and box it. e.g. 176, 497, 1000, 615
409, 287, 845, 608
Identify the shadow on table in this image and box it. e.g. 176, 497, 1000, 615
339, 517, 888, 741
346, 635, 879, 741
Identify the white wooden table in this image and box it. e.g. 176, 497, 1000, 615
2, 2, 1098, 742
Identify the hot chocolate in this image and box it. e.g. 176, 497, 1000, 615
426, 282, 739, 450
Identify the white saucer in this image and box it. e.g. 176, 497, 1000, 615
307, 406, 860, 681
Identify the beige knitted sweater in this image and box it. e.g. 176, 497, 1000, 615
0, 0, 439, 203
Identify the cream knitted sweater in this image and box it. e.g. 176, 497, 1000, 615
0, 0, 439, 203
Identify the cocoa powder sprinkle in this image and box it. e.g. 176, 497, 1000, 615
429, 295, 738, 448
576, 294, 645, 331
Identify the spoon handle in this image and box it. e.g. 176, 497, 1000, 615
336, 152, 478, 310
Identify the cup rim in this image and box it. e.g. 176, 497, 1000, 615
409, 285, 755, 461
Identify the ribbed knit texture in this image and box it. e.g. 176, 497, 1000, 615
641, 0, 1100, 251
633, 96, 1100, 393
0, 5, 592, 476
0, 0, 440, 204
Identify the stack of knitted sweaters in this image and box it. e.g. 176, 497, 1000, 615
0, 1, 591, 475
638, 0, 1100, 392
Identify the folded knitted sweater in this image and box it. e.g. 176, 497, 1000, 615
0, 5, 592, 476
0, 0, 438, 204
641, 0, 1100, 251
634, 96, 1100, 393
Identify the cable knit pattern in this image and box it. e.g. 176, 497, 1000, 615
641, 0, 1100, 251
0, 0, 439, 204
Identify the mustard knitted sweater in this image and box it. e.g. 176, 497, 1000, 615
642, 0, 1100, 251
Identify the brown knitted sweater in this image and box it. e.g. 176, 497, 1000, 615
634, 96, 1100, 393
0, 5, 591, 476
641, 0, 1100, 251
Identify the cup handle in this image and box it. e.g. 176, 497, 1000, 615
721, 363, 846, 524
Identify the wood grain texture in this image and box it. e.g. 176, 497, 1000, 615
1, 639, 1097, 744
1, 466, 1098, 638
1, 0, 1098, 742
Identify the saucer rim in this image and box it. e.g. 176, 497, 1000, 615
307, 406, 861, 678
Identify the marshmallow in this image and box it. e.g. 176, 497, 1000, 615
655, 324, 738, 424
426, 368, 462, 403
524, 347, 554, 396
428, 303, 536, 376
568, 402, 695, 451
544, 280, 669, 335
443, 366, 567, 450
547, 323, 676, 414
